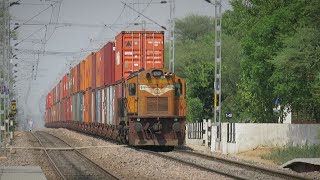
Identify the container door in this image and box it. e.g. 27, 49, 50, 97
144, 32, 164, 69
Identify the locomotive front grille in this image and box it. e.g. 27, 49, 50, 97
147, 97, 168, 113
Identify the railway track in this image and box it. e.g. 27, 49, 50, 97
135, 147, 309, 180
31, 131, 119, 180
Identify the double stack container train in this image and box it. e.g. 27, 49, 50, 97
45, 31, 187, 147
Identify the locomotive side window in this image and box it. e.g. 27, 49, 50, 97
175, 80, 182, 97
129, 83, 136, 96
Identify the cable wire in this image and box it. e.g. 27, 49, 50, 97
121, 1, 166, 30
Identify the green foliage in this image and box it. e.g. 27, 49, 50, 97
222, 0, 320, 122
174, 0, 320, 123
174, 15, 241, 122
270, 28, 320, 121
262, 144, 320, 165
175, 15, 214, 42
186, 97, 204, 122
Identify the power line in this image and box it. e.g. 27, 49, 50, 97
14, 2, 58, 30
123, 0, 153, 30
121, 1, 167, 30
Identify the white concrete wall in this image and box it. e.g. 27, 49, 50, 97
186, 122, 320, 155
223, 123, 320, 154
185, 122, 203, 146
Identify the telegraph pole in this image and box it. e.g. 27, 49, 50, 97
1, 0, 11, 152
0, 0, 5, 147
168, 0, 175, 72
213, 0, 222, 148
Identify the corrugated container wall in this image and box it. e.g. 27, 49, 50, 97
69, 69, 73, 95
59, 80, 63, 101
84, 90, 91, 123
85, 53, 96, 90
66, 73, 70, 97
52, 88, 56, 104
80, 60, 86, 92
105, 42, 115, 85
115, 31, 164, 81
72, 64, 80, 94
95, 51, 103, 88
96, 42, 115, 87
63, 74, 67, 99
46, 93, 52, 109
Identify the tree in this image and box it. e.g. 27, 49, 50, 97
270, 28, 320, 122
173, 15, 241, 122
222, 0, 320, 122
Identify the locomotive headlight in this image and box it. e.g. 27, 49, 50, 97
173, 122, 181, 132
137, 118, 140, 122
134, 123, 143, 132
174, 118, 178, 122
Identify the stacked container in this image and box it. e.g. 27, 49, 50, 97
115, 31, 164, 81
45, 31, 165, 126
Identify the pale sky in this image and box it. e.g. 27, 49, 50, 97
10, 0, 231, 129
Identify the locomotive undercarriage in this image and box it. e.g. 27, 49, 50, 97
45, 117, 185, 146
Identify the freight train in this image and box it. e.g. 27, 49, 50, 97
45, 31, 186, 147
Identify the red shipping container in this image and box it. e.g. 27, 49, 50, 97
66, 73, 70, 97
104, 42, 115, 85
80, 60, 86, 92
85, 53, 96, 90
115, 31, 164, 81
52, 88, 55, 104
96, 42, 115, 88
59, 80, 63, 101
72, 64, 80, 94
56, 84, 59, 103
63, 75, 66, 99
46, 93, 52, 109
96, 42, 115, 87
95, 51, 103, 88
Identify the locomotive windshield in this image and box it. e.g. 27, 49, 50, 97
152, 70, 163, 77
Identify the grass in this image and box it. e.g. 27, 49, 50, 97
262, 144, 320, 165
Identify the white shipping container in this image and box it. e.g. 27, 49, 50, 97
91, 91, 95, 123
96, 90, 101, 123
101, 89, 105, 124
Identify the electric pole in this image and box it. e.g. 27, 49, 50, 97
214, 0, 222, 148
168, 0, 175, 72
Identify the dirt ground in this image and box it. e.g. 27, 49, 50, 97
234, 147, 278, 166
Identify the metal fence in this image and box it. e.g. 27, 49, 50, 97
187, 121, 203, 139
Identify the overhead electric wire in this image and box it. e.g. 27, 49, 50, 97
121, 1, 167, 30
123, 0, 153, 30
15, 2, 58, 30
14, 25, 47, 47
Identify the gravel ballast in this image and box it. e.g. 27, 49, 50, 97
1, 129, 319, 179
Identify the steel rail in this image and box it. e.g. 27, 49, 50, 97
35, 131, 119, 180
175, 149, 309, 180
30, 131, 67, 180
133, 147, 248, 180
